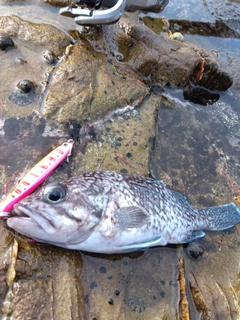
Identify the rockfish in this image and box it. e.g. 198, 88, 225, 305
7, 171, 240, 253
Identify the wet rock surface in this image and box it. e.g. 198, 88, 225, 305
226, 55, 240, 90
205, 0, 240, 33
40, 40, 149, 124
184, 232, 240, 319
0, 15, 72, 120
144, 16, 240, 39
73, 96, 159, 175
0, 11, 233, 127
150, 98, 240, 206
0, 15, 71, 56
80, 248, 178, 319
141, 13, 240, 97
84, 16, 232, 94
0, 224, 87, 319
0, 0, 240, 319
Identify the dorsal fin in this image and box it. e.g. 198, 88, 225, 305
172, 190, 193, 208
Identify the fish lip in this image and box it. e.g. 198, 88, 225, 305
12, 203, 60, 235
13, 204, 31, 217
7, 204, 43, 237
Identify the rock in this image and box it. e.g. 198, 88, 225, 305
0, 15, 71, 56
150, 97, 240, 207
83, 16, 232, 94
0, 223, 87, 319
0, 3, 239, 319
183, 83, 219, 106
84, 16, 199, 87
72, 95, 159, 175
42, 0, 69, 7
178, 19, 239, 38
225, 55, 240, 90
80, 247, 178, 319
196, 59, 232, 91
40, 41, 149, 124
0, 15, 72, 121
205, 0, 240, 34
140, 15, 236, 98
184, 231, 240, 319
124, 270, 160, 313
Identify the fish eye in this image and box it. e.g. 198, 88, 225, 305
42, 183, 67, 204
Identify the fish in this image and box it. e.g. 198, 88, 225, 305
0, 140, 74, 216
6, 171, 240, 254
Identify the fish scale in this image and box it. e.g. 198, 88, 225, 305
6, 170, 240, 253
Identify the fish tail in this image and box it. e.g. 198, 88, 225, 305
199, 203, 240, 231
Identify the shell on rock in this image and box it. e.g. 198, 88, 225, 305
186, 242, 204, 260
0, 34, 15, 51
170, 32, 184, 42
9, 80, 38, 106
43, 50, 58, 65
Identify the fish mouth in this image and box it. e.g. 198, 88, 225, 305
13, 204, 30, 217
7, 204, 59, 235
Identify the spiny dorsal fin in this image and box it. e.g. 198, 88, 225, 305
115, 206, 149, 230
172, 190, 193, 208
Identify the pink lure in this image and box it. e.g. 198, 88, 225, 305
0, 140, 74, 216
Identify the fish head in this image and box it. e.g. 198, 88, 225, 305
7, 181, 102, 248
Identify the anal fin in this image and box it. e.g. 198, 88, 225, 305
180, 230, 205, 243
119, 236, 162, 252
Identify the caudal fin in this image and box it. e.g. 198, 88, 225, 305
199, 203, 240, 231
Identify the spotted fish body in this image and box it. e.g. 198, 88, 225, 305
7, 171, 240, 253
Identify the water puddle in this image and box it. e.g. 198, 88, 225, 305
0, 0, 76, 31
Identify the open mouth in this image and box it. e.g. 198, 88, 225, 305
10, 203, 60, 235
7, 211, 40, 239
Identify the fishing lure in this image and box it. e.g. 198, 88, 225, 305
0, 140, 74, 216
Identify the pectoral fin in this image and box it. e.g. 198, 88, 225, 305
115, 206, 149, 230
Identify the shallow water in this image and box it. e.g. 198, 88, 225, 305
150, 0, 215, 21
0, 0, 240, 319
0, 0, 75, 31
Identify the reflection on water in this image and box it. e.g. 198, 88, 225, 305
0, 0, 240, 318
0, 0, 75, 31
146, 0, 215, 22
